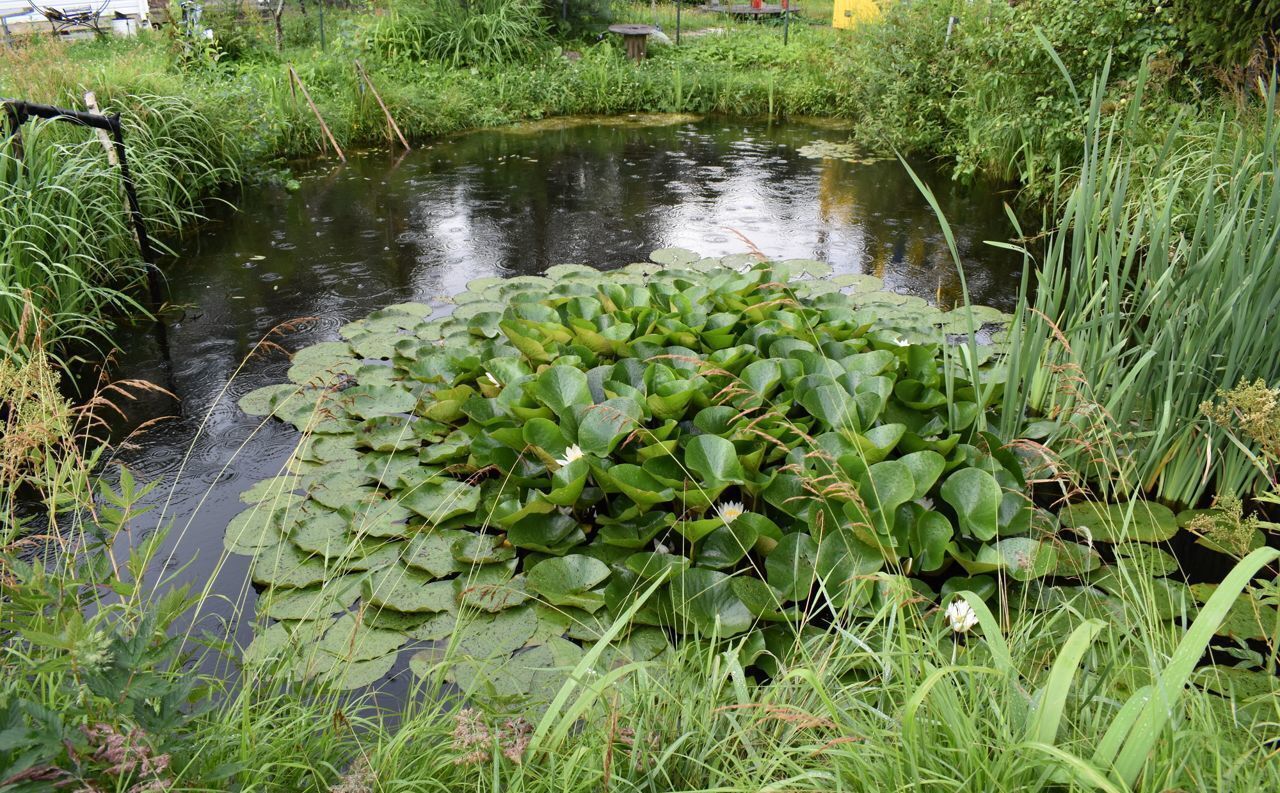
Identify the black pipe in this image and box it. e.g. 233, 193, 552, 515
110, 117, 162, 303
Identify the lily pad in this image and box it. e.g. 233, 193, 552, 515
1059, 501, 1178, 543
365, 564, 456, 613
527, 555, 610, 610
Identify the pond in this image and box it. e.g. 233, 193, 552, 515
105, 115, 1024, 696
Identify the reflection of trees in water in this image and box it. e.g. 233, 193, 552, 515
405, 121, 829, 273
173, 120, 1023, 357
817, 156, 1019, 309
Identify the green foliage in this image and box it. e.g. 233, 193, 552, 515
0, 472, 201, 792
542, 0, 614, 35
0, 94, 239, 364
367, 0, 554, 68
228, 254, 1260, 705
228, 255, 1032, 699
1172, 0, 1280, 66
996, 75, 1280, 504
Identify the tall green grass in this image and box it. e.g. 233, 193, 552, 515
367, 0, 553, 68
140, 549, 1280, 791
996, 68, 1280, 505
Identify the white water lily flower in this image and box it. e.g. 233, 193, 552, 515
555, 444, 584, 468
484, 372, 500, 387
892, 336, 910, 347
915, 496, 935, 511
717, 500, 745, 523
945, 598, 979, 634
654, 540, 671, 555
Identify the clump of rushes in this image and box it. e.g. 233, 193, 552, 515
0, 94, 238, 367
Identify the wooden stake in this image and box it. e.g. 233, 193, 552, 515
83, 92, 119, 166
355, 60, 410, 152
288, 65, 346, 163
273, 0, 286, 52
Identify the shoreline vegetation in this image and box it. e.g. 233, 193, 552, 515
4, 2, 1280, 791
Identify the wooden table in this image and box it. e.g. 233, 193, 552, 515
608, 24, 657, 62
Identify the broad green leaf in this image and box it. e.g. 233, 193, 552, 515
684, 435, 745, 485
1059, 500, 1178, 543
940, 468, 1001, 541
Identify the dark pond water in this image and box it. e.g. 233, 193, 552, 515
104, 115, 1024, 693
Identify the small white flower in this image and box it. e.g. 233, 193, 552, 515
484, 372, 500, 387
654, 541, 670, 555
915, 496, 935, 511
554, 444, 584, 468
717, 500, 745, 523
945, 598, 979, 634
891, 336, 910, 347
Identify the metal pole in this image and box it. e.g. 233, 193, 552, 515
676, 1, 681, 45
318, 0, 325, 51
783, 6, 789, 46
2, 100, 23, 160
109, 116, 163, 306
2, 98, 164, 308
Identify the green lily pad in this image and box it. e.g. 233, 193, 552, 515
399, 480, 482, 523
974, 537, 1058, 581
365, 564, 456, 613
671, 568, 755, 637
257, 577, 363, 621
1059, 501, 1178, 543
403, 529, 468, 577
252, 543, 330, 589
649, 247, 700, 266
941, 468, 1001, 541
527, 555, 611, 610
225, 505, 290, 555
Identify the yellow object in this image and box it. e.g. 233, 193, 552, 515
832, 0, 885, 29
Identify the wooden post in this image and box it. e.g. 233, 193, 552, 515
288, 65, 346, 162
273, 0, 285, 52
355, 60, 410, 152
83, 92, 119, 166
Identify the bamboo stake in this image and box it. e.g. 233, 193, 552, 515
288, 65, 346, 163
354, 59, 410, 152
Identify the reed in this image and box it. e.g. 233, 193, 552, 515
996, 67, 1280, 505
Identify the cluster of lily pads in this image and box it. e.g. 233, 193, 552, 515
228, 250, 1276, 701
796, 140, 890, 166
